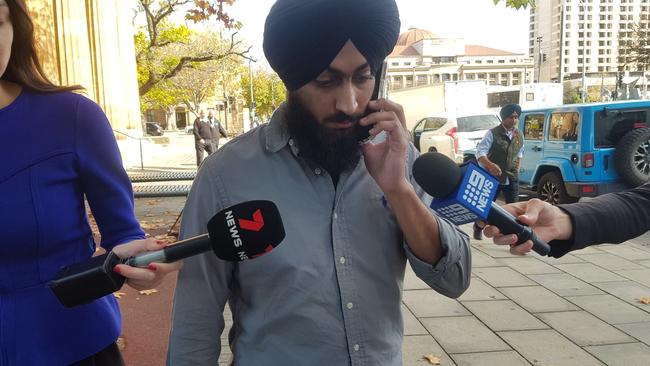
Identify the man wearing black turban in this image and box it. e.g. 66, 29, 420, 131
168, 1, 471, 365
473, 103, 525, 240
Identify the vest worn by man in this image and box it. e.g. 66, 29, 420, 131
487, 125, 523, 183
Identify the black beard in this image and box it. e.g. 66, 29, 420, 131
285, 93, 362, 177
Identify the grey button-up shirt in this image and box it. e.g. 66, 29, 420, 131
167, 104, 471, 366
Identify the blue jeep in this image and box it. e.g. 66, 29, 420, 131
512, 100, 650, 204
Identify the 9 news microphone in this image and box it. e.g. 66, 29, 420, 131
412, 152, 551, 256
49, 200, 285, 308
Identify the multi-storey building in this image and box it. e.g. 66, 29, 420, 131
387, 28, 534, 91
530, 0, 650, 83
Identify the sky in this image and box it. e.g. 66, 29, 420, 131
224, 0, 531, 68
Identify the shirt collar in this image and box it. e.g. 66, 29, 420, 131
264, 102, 296, 154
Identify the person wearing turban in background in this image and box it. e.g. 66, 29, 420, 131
472, 103, 525, 240
167, 1, 471, 365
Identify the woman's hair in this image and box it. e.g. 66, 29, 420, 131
3, 0, 83, 92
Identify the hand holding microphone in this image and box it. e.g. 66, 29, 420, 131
50, 200, 285, 307
412, 152, 551, 256
483, 198, 573, 255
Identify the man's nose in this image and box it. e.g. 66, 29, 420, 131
335, 82, 359, 116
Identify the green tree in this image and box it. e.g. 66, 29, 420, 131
136, 0, 251, 97
240, 69, 286, 118
493, 0, 535, 9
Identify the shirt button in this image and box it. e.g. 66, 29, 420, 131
289, 139, 294, 146
347, 302, 354, 310
333, 213, 338, 220
314, 168, 322, 175
353, 344, 360, 352
339, 257, 346, 264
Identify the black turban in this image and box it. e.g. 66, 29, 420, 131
500, 104, 522, 120
263, 0, 400, 91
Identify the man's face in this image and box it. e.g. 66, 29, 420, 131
208, 111, 214, 119
199, 110, 205, 119
294, 40, 375, 131
286, 40, 375, 175
502, 112, 519, 130
0, 1, 13, 79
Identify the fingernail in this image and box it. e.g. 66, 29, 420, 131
148, 264, 157, 271
113, 266, 122, 274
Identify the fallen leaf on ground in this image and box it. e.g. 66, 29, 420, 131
113, 292, 127, 299
640, 296, 650, 305
139, 289, 159, 296
422, 354, 441, 365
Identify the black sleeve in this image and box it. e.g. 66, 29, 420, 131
549, 182, 650, 257
218, 122, 227, 138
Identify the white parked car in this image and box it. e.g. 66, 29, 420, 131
412, 110, 501, 163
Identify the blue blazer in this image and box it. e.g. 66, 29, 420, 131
0, 90, 144, 365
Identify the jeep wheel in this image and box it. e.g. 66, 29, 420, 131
428, 146, 438, 152
614, 127, 650, 187
537, 172, 571, 205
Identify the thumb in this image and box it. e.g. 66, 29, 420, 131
516, 199, 545, 226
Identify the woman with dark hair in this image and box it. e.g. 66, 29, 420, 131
0, 1, 180, 365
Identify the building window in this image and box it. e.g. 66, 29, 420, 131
477, 73, 486, 80
417, 75, 428, 86
442, 73, 450, 81
404, 62, 411, 66
465, 73, 475, 80
475, 60, 482, 64
487, 60, 494, 64
498, 59, 505, 63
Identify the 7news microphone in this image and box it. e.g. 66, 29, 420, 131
413, 152, 551, 256
49, 200, 285, 308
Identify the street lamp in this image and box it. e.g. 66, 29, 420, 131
579, 0, 587, 103
536, 36, 543, 82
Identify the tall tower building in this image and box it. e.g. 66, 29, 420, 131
530, 0, 650, 83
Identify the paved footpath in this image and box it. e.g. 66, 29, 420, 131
120, 195, 650, 366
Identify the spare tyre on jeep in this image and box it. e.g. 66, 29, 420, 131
614, 127, 650, 187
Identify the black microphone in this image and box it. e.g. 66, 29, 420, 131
49, 200, 285, 307
413, 152, 550, 256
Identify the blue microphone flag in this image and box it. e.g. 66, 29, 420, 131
429, 162, 499, 224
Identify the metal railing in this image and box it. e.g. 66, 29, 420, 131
113, 129, 144, 170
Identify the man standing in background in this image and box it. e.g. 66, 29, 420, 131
473, 103, 524, 240
193, 110, 213, 166
207, 110, 228, 152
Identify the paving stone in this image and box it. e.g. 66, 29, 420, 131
451, 351, 530, 366
402, 290, 470, 318
616, 322, 650, 345
594, 281, 650, 311
527, 273, 604, 296
566, 294, 650, 324
585, 342, 650, 366
639, 260, 650, 268
498, 286, 579, 313
570, 246, 607, 255
496, 257, 562, 275
554, 263, 627, 283
474, 245, 528, 259
401, 304, 427, 336
404, 266, 430, 290
457, 277, 506, 301
462, 300, 547, 331
614, 268, 650, 287
537, 253, 584, 264
420, 316, 510, 354
598, 245, 650, 260
574, 253, 645, 271
498, 329, 605, 366
473, 267, 536, 288
536, 311, 635, 346
470, 249, 503, 268
402, 335, 454, 366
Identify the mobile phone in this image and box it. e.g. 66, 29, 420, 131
355, 61, 388, 142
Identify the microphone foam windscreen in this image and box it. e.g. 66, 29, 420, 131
207, 200, 285, 261
412, 152, 463, 198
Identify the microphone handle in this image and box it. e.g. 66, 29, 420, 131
125, 234, 212, 267
487, 204, 551, 256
